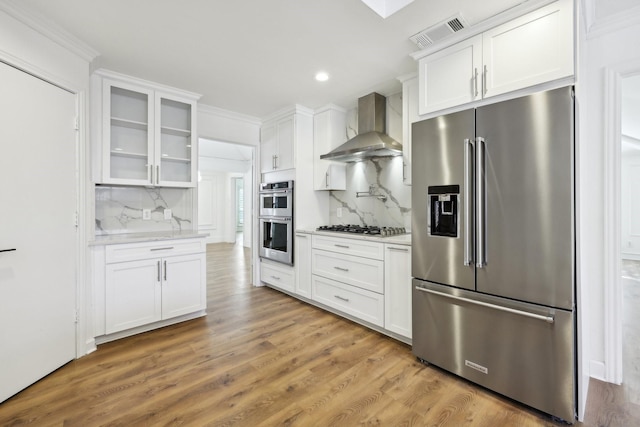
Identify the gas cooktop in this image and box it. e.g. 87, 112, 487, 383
316, 225, 407, 236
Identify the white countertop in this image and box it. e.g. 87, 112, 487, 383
298, 229, 411, 246
90, 230, 209, 246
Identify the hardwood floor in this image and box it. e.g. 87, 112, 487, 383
0, 242, 636, 426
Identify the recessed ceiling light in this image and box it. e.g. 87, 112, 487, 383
315, 71, 330, 82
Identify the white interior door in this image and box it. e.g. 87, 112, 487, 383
0, 62, 77, 402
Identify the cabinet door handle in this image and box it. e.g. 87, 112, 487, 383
483, 65, 488, 96
334, 244, 350, 249
156, 165, 160, 184
334, 266, 349, 272
149, 164, 153, 184
272, 155, 276, 170
473, 67, 479, 98
274, 155, 278, 169
325, 172, 329, 188
334, 295, 350, 302
157, 261, 161, 282
164, 260, 167, 281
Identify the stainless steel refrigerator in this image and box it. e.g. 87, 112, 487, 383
411, 86, 575, 422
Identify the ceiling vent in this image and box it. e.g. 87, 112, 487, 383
409, 14, 468, 49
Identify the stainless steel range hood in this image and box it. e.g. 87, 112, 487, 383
320, 92, 402, 162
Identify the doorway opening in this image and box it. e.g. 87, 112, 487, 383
198, 138, 255, 285
234, 177, 245, 243
619, 74, 640, 391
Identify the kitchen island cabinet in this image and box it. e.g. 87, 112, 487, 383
92, 235, 206, 343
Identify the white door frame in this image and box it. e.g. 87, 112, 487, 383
603, 60, 640, 385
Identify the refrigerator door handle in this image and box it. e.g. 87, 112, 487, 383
476, 137, 486, 268
464, 138, 474, 266
415, 286, 555, 324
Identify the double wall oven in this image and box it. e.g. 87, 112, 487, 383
259, 181, 294, 265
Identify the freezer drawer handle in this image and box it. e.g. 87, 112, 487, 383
415, 286, 555, 324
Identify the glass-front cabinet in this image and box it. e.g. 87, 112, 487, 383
95, 70, 200, 187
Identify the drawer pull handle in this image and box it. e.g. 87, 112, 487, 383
271, 275, 281, 280
150, 247, 174, 251
0, 248, 16, 253
388, 247, 409, 252
334, 295, 350, 302
415, 286, 555, 324
334, 266, 349, 272
334, 244, 350, 249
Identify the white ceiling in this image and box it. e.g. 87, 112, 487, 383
20, 0, 526, 119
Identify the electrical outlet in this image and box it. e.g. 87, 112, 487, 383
337, 207, 343, 218
164, 209, 172, 220
142, 209, 151, 220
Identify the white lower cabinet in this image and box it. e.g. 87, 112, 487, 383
311, 275, 384, 327
384, 244, 412, 339
295, 233, 312, 298
261, 259, 295, 293
101, 238, 206, 336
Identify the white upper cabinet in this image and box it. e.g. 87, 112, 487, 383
260, 115, 295, 173
418, 35, 482, 115
481, 0, 573, 99
313, 105, 347, 191
417, 0, 573, 115
93, 70, 200, 187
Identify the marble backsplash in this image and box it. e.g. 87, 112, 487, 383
95, 186, 193, 235
329, 92, 411, 230
329, 156, 410, 230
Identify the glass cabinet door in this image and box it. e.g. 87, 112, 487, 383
156, 94, 196, 187
103, 80, 154, 185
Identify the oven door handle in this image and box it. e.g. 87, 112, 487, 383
259, 189, 292, 194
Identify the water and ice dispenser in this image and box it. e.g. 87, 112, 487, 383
428, 185, 459, 238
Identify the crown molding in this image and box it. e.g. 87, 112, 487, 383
198, 103, 262, 126
0, 0, 99, 62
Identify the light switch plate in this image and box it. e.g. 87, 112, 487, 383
142, 209, 151, 220
164, 209, 172, 220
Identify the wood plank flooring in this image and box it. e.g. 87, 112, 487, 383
0, 242, 636, 426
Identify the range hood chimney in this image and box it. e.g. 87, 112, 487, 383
320, 92, 402, 162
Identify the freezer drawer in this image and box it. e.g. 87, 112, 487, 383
412, 280, 574, 422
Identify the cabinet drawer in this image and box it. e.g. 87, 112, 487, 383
311, 275, 384, 327
312, 249, 384, 294
105, 238, 205, 263
261, 261, 295, 293
312, 234, 383, 260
